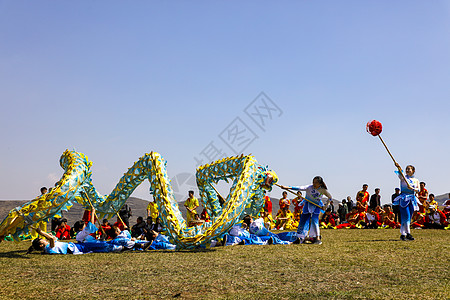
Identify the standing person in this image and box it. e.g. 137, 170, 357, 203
329, 200, 335, 213
31, 187, 49, 238
346, 196, 354, 212
369, 188, 381, 210
337, 200, 348, 225
279, 191, 290, 211
356, 184, 370, 206
393, 164, 420, 241
184, 190, 199, 224
146, 200, 159, 222
391, 188, 401, 223
280, 176, 332, 244
119, 204, 132, 229
417, 182, 428, 213
264, 191, 273, 217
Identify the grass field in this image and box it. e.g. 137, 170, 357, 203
0, 229, 448, 300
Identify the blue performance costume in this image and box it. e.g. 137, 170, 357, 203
288, 185, 332, 241
392, 170, 419, 237
45, 240, 122, 255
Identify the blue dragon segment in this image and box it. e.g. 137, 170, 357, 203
0, 150, 278, 249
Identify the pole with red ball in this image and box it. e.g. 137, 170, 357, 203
366, 120, 409, 185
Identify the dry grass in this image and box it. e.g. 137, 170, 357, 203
0, 229, 448, 299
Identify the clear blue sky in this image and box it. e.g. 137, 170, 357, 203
1, 1, 449, 205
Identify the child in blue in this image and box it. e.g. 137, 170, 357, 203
392, 164, 420, 241
280, 176, 332, 245
28, 227, 123, 254
74, 206, 99, 243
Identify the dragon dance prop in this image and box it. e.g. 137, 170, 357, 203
0, 150, 277, 249
366, 120, 410, 185
274, 183, 323, 209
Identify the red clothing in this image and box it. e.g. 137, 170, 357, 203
365, 212, 382, 226
100, 224, 112, 239
417, 188, 428, 213
82, 209, 97, 224
200, 208, 210, 222
55, 224, 71, 240
292, 198, 303, 214
357, 190, 369, 204
279, 197, 290, 210
320, 213, 336, 227
264, 196, 272, 215
113, 221, 125, 231
425, 210, 449, 226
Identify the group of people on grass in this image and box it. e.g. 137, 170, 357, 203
22, 162, 450, 254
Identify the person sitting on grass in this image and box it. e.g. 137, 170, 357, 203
187, 213, 204, 227
336, 207, 363, 229
131, 216, 146, 238
362, 208, 381, 229
27, 227, 124, 255
320, 208, 337, 229
100, 219, 112, 239
381, 205, 399, 228
55, 218, 71, 240
424, 206, 449, 229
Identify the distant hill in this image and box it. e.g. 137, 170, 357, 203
435, 193, 450, 206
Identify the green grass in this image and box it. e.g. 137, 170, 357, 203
0, 229, 449, 299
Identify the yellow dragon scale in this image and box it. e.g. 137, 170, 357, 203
0, 150, 277, 249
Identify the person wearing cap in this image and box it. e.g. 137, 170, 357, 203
424, 205, 449, 229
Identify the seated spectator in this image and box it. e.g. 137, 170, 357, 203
274, 207, 289, 230
424, 194, 438, 214
113, 217, 126, 231
320, 208, 337, 229
362, 208, 381, 229
200, 207, 210, 222
131, 216, 146, 238
442, 194, 450, 219
188, 214, 204, 227
381, 205, 399, 228
100, 219, 112, 239
424, 206, 449, 229
336, 207, 363, 229
55, 218, 71, 240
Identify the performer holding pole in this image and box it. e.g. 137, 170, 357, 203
366, 120, 420, 241
279, 176, 332, 245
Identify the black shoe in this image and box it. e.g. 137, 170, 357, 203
293, 237, 300, 244
406, 233, 415, 241
267, 237, 273, 245
400, 235, 406, 241
238, 240, 245, 245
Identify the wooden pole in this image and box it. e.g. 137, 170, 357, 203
275, 183, 323, 209
81, 190, 107, 237
377, 135, 413, 190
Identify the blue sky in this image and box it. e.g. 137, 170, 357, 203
1, 1, 449, 205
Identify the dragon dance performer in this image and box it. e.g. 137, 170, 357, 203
392, 164, 420, 241
280, 176, 332, 244
27, 227, 124, 255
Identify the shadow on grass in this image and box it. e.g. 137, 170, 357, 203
0, 249, 30, 259
346, 239, 402, 242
